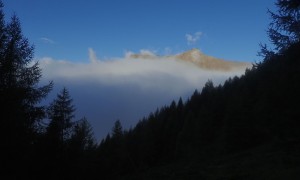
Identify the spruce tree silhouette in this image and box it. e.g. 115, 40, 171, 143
46, 88, 75, 159
0, 1, 52, 178
261, 0, 300, 56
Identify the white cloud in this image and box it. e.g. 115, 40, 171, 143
186, 31, 202, 45
139, 49, 156, 56
125, 49, 157, 59
164, 47, 172, 55
39, 49, 247, 140
40, 37, 55, 44
88, 48, 98, 63
40, 54, 243, 93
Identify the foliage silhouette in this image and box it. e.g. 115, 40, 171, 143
47, 87, 75, 143
261, 0, 300, 57
0, 1, 52, 178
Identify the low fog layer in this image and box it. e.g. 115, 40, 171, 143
39, 49, 251, 140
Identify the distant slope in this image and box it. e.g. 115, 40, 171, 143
175, 48, 251, 71
128, 48, 251, 71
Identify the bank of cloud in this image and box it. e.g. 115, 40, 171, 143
38, 49, 251, 140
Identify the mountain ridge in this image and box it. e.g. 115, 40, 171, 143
128, 48, 251, 71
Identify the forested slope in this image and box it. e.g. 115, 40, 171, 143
95, 41, 300, 179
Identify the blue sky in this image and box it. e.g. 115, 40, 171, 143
4, 0, 275, 62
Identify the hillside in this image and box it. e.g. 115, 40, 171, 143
128, 48, 251, 71
95, 42, 300, 179
175, 48, 250, 71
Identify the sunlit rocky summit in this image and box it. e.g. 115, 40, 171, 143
128, 48, 251, 71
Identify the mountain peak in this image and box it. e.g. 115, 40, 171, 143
175, 49, 251, 71
176, 48, 203, 63
127, 48, 251, 71
187, 48, 202, 54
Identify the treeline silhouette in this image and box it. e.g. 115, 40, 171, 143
0, 1, 96, 179
95, 42, 300, 179
1, 0, 300, 179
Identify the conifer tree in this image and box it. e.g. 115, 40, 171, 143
47, 88, 75, 144
0, 0, 52, 155
0, 1, 52, 177
70, 117, 96, 152
263, 0, 300, 54
112, 120, 123, 138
